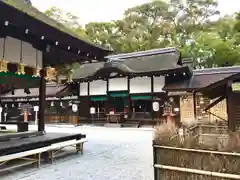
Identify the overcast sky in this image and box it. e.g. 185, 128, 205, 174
31, 0, 240, 26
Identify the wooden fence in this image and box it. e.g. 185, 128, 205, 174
153, 144, 240, 180
153, 124, 240, 180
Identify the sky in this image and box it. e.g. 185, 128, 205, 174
31, 0, 240, 26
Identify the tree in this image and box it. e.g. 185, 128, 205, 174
44, 7, 84, 78
45, 1, 240, 69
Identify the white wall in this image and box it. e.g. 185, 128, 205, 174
79, 82, 88, 96
89, 80, 107, 95
154, 76, 165, 92
130, 77, 151, 93
0, 37, 42, 68
109, 78, 128, 91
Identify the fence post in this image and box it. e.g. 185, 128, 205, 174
153, 141, 158, 180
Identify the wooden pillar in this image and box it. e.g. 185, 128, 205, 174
105, 78, 110, 113
87, 81, 90, 118
226, 81, 236, 132
77, 82, 80, 125
38, 69, 46, 132
127, 77, 131, 118
193, 92, 197, 120
151, 76, 154, 121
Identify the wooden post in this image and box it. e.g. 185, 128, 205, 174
106, 78, 110, 114
127, 77, 131, 119
77, 82, 80, 125
153, 143, 158, 180
193, 92, 197, 120
226, 80, 236, 132
87, 81, 90, 119
38, 69, 46, 132
151, 76, 154, 121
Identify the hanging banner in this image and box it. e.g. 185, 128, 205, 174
152, 101, 160, 112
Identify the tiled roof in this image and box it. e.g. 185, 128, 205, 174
1, 0, 102, 49
163, 66, 240, 91
72, 48, 185, 80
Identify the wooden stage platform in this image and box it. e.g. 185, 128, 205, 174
0, 132, 86, 156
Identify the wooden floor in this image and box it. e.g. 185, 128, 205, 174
0, 132, 86, 156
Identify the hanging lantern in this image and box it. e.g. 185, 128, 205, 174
16, 41, 25, 75
33, 68, 40, 77
33, 50, 40, 77
50, 101, 54, 107
16, 62, 25, 75
45, 66, 57, 81
60, 102, 63, 107
0, 38, 8, 72
0, 59, 8, 72
67, 73, 73, 83
67, 69, 74, 83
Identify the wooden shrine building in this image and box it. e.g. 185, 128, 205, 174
0, 0, 110, 162
163, 66, 240, 131
67, 47, 192, 127
0, 83, 79, 124
67, 51, 240, 129
197, 72, 240, 131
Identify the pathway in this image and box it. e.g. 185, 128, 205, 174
1, 126, 154, 180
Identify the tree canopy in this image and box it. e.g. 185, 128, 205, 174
44, 1, 240, 71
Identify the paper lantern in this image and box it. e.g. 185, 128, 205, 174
152, 101, 160, 112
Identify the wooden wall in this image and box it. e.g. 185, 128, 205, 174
179, 93, 227, 124
228, 92, 240, 127
179, 94, 195, 125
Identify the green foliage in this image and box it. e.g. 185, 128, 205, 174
44, 7, 84, 77
44, 0, 240, 69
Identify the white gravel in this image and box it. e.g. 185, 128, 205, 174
1, 126, 154, 180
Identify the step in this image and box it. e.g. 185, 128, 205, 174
122, 122, 140, 128
93, 122, 105, 126
104, 123, 123, 128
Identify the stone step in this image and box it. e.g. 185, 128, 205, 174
104, 123, 123, 128
121, 122, 140, 128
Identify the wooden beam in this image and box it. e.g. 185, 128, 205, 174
203, 96, 226, 112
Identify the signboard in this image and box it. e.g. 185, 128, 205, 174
90, 107, 96, 114
232, 82, 240, 92
152, 102, 160, 112
72, 104, 78, 112
34, 106, 39, 112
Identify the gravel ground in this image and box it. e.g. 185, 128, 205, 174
1, 126, 154, 180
